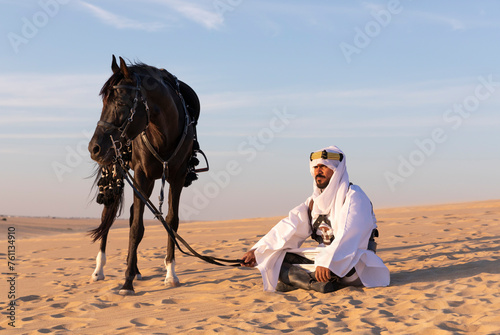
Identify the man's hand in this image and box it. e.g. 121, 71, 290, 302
240, 249, 257, 267
315, 266, 331, 282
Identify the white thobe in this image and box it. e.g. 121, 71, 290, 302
252, 185, 390, 291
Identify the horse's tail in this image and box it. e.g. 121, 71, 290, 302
89, 164, 124, 243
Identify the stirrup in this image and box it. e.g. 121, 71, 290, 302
194, 148, 209, 173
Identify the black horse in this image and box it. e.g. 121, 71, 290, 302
88, 55, 203, 295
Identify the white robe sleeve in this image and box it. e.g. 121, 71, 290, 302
252, 201, 312, 291
314, 185, 390, 287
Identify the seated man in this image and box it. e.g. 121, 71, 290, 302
241, 146, 390, 293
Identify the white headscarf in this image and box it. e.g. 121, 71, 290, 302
309, 146, 350, 219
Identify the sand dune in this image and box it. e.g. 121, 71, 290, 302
1, 200, 499, 334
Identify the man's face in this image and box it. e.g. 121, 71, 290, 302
313, 164, 334, 189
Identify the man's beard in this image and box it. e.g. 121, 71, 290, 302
315, 175, 329, 189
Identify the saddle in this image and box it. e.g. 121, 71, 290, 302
151, 69, 208, 186
158, 69, 200, 124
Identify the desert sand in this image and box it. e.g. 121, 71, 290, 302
1, 199, 499, 334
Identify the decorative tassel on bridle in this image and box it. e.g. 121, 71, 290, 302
96, 143, 132, 206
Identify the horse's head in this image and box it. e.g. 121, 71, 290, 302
88, 56, 150, 166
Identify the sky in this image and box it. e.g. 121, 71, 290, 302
0, 0, 499, 222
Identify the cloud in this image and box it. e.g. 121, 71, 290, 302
412, 11, 466, 31
199, 78, 482, 114
0, 73, 104, 108
151, 0, 224, 29
0, 133, 90, 139
78, 0, 224, 31
0, 116, 92, 125
2, 72, 498, 144
195, 76, 500, 142
362, 2, 386, 13
77, 1, 165, 31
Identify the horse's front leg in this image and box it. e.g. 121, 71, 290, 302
119, 173, 153, 295
128, 204, 142, 280
91, 234, 107, 281
164, 180, 184, 287
91, 202, 120, 282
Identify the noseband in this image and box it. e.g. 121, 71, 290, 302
97, 73, 150, 143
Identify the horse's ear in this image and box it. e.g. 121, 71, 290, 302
119, 57, 131, 79
111, 55, 120, 74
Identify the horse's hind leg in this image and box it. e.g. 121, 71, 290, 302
91, 234, 107, 281
164, 180, 183, 287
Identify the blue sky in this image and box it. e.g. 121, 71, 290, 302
0, 0, 499, 221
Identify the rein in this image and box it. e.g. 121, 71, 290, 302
111, 137, 243, 267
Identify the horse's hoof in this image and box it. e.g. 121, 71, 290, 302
91, 273, 105, 282
164, 277, 181, 287
118, 289, 135, 296
136, 273, 142, 280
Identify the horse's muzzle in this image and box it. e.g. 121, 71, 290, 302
88, 131, 115, 165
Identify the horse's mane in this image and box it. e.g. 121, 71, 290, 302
99, 62, 176, 104
99, 72, 123, 102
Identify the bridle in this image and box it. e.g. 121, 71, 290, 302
97, 70, 204, 213
97, 73, 150, 144
97, 72, 192, 161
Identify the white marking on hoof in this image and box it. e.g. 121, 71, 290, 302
164, 276, 181, 287
164, 260, 180, 287
118, 289, 135, 296
91, 251, 106, 282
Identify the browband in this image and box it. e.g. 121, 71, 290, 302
310, 150, 343, 161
